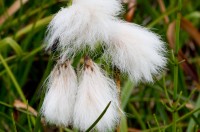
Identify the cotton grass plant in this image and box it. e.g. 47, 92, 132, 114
0, 0, 200, 132
41, 0, 167, 131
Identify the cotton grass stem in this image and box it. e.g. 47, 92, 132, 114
173, 0, 182, 131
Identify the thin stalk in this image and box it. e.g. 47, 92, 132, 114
0, 46, 43, 76
0, 112, 27, 132
143, 108, 200, 132
11, 113, 17, 132
85, 101, 111, 132
163, 75, 172, 106
0, 54, 26, 102
15, 15, 53, 40
173, 0, 182, 131
153, 114, 162, 132
173, 66, 178, 101
147, 7, 178, 28
21, 46, 43, 60
114, 67, 121, 132
0, 1, 60, 30
0, 101, 13, 108
129, 104, 146, 129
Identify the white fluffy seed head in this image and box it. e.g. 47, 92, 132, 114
45, 0, 167, 83
45, 0, 122, 60
105, 20, 167, 83
41, 61, 78, 126
73, 0, 122, 16
45, 5, 115, 60
73, 58, 120, 131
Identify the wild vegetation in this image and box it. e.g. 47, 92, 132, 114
0, 0, 200, 131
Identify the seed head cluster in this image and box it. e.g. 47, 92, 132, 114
41, 0, 167, 131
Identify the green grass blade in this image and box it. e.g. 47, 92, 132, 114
15, 15, 53, 40
0, 112, 28, 132
33, 115, 42, 132
187, 93, 200, 132
129, 104, 146, 129
121, 79, 135, 109
11, 113, 17, 132
0, 37, 23, 56
120, 115, 128, 132
85, 101, 111, 132
0, 54, 26, 102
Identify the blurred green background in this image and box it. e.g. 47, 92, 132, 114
0, 0, 200, 131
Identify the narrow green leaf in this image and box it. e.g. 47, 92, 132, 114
120, 115, 128, 132
121, 79, 134, 109
129, 104, 146, 129
11, 113, 17, 132
147, 7, 178, 28
33, 115, 42, 132
0, 37, 23, 56
0, 101, 13, 108
0, 54, 26, 102
15, 15, 53, 40
85, 101, 111, 132
187, 93, 200, 132
0, 112, 26, 132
